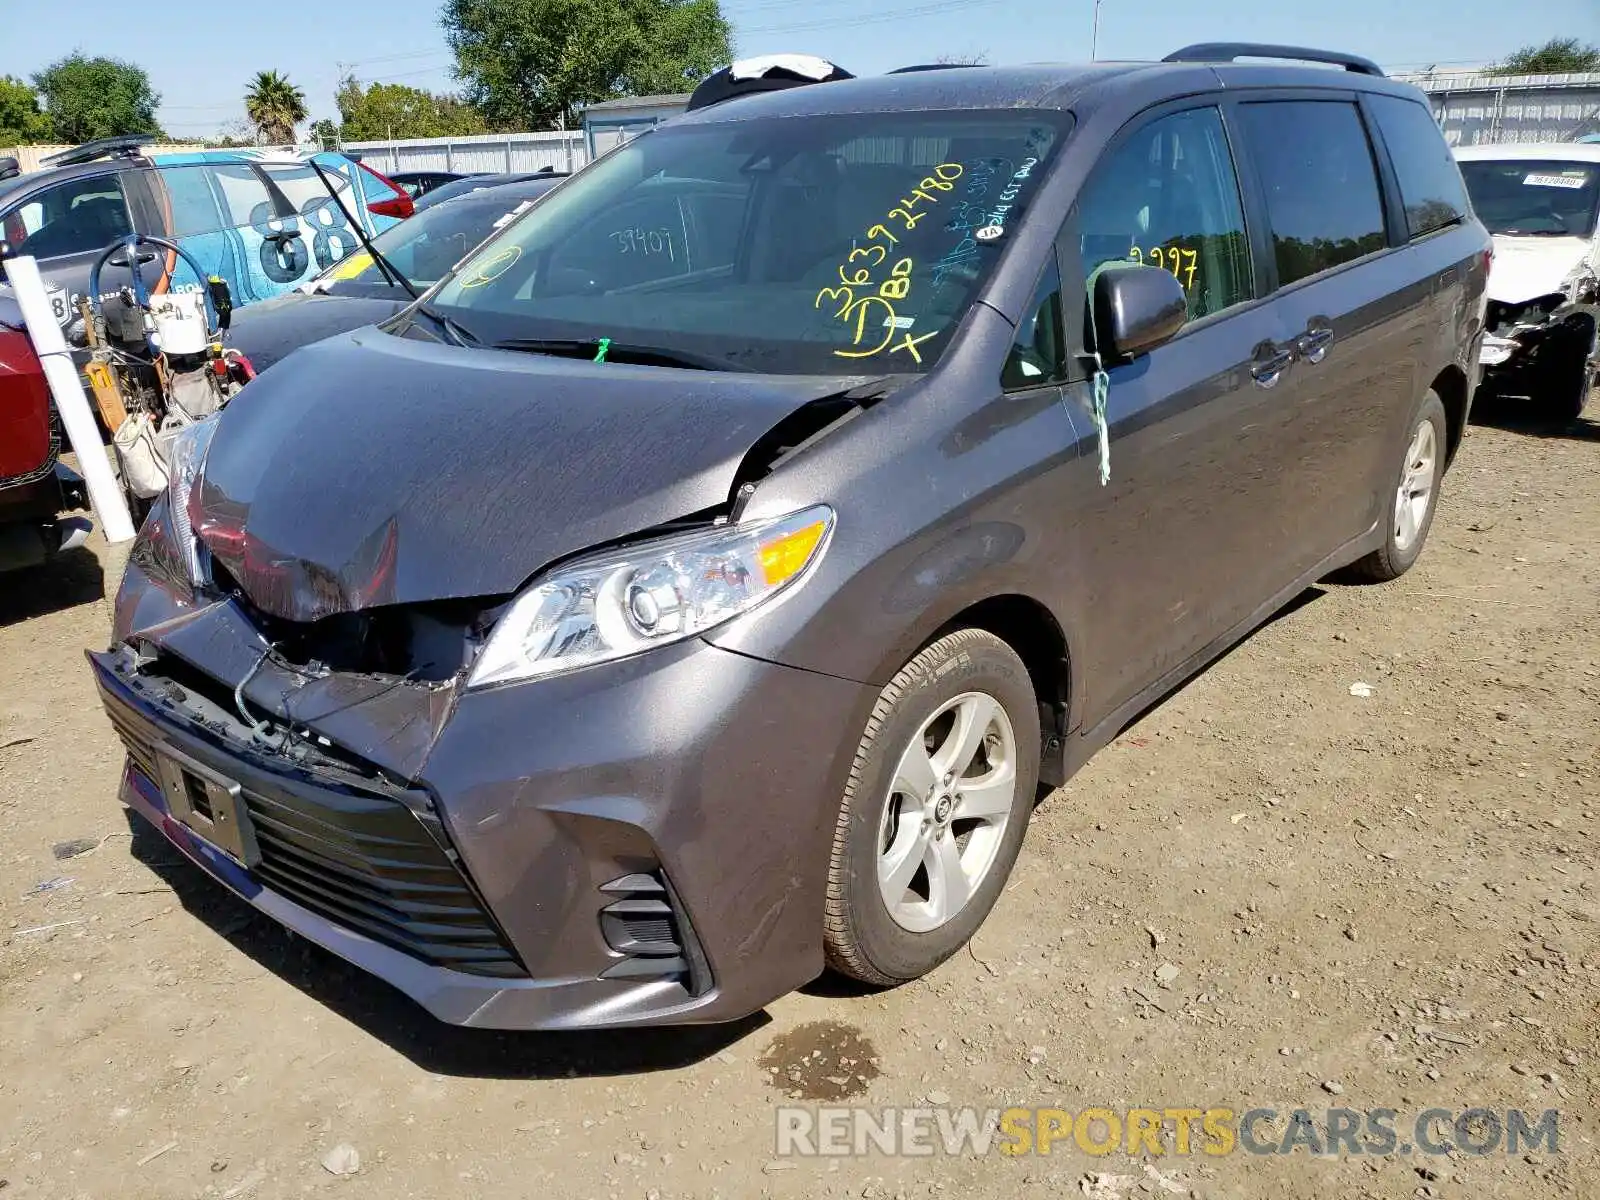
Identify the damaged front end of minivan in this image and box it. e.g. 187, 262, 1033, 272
88, 328, 889, 1029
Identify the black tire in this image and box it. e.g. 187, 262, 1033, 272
1541, 337, 1595, 425
1347, 390, 1448, 583
824, 628, 1040, 986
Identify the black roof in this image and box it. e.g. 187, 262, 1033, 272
670, 52, 1417, 127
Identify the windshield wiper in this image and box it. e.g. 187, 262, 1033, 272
410, 303, 482, 347
307, 159, 419, 300
491, 338, 751, 372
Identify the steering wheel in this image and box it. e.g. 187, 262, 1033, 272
88, 233, 220, 331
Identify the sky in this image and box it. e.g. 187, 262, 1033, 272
2, 0, 1597, 139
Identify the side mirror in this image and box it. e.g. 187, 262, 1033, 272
1092, 265, 1188, 360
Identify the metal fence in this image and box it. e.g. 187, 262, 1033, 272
1397, 71, 1600, 146
338, 131, 590, 176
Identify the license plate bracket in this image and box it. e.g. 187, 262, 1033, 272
155, 746, 261, 869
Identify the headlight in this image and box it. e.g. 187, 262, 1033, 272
165, 418, 218, 585
1479, 334, 1518, 367
467, 505, 834, 688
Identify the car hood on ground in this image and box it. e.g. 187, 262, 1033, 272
1486, 235, 1594, 305
227, 292, 411, 375
195, 328, 866, 624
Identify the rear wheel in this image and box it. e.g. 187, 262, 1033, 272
824, 629, 1040, 986
1347, 390, 1447, 583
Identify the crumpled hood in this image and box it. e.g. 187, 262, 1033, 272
195, 328, 860, 623
226, 292, 410, 375
1487, 235, 1595, 305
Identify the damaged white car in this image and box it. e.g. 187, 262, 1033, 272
1455, 143, 1599, 421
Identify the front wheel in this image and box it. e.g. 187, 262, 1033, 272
1346, 390, 1447, 583
823, 628, 1040, 986
1541, 337, 1595, 424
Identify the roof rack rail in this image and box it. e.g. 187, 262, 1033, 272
40, 134, 149, 169
1163, 43, 1385, 77
888, 63, 981, 73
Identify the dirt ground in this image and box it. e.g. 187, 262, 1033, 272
1, 406, 1596, 1200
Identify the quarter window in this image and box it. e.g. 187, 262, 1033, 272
1240, 101, 1387, 285
1369, 95, 1467, 239
1002, 259, 1064, 389
1076, 107, 1253, 321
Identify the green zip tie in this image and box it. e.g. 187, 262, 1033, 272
1091, 351, 1110, 487
593, 337, 611, 363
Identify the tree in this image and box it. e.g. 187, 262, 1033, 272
0, 76, 52, 146
33, 54, 162, 144
1492, 38, 1600, 76
211, 117, 259, 148
308, 117, 341, 149
443, 0, 731, 130
334, 78, 485, 140
244, 70, 308, 144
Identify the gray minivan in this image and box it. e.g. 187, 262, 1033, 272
91, 45, 1488, 1029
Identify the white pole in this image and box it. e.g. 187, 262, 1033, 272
4, 255, 136, 544
1091, 0, 1102, 60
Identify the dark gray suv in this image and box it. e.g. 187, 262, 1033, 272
90, 45, 1488, 1029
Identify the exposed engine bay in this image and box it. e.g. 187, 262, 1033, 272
78, 234, 254, 516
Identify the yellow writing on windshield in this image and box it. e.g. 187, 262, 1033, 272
814, 163, 964, 362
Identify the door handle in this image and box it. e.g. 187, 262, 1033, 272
1296, 327, 1334, 365
1251, 346, 1295, 389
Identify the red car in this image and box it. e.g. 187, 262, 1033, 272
0, 293, 89, 571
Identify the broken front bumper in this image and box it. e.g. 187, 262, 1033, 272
89, 558, 871, 1029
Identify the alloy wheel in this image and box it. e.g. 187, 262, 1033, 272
1394, 418, 1439, 553
877, 691, 1017, 933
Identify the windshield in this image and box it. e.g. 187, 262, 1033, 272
316, 185, 555, 293
424, 112, 1064, 374
1459, 159, 1600, 237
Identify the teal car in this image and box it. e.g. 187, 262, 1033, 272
0, 137, 412, 336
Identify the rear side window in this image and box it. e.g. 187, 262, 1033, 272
1240, 101, 1387, 286
1076, 107, 1253, 320
1369, 96, 1467, 239
260, 163, 364, 269
6, 173, 131, 259
211, 164, 278, 229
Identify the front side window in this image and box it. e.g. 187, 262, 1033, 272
1075, 106, 1253, 321
425, 112, 1065, 374
7, 174, 131, 259
1369, 96, 1468, 239
1240, 101, 1387, 285
1458, 158, 1600, 239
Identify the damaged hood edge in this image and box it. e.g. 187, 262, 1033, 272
195, 328, 877, 624
1486, 234, 1597, 306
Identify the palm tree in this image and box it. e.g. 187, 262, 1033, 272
244, 70, 307, 144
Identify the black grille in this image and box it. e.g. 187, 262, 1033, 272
598, 871, 711, 994
112, 705, 524, 979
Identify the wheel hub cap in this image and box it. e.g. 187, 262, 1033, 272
876, 691, 1018, 934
